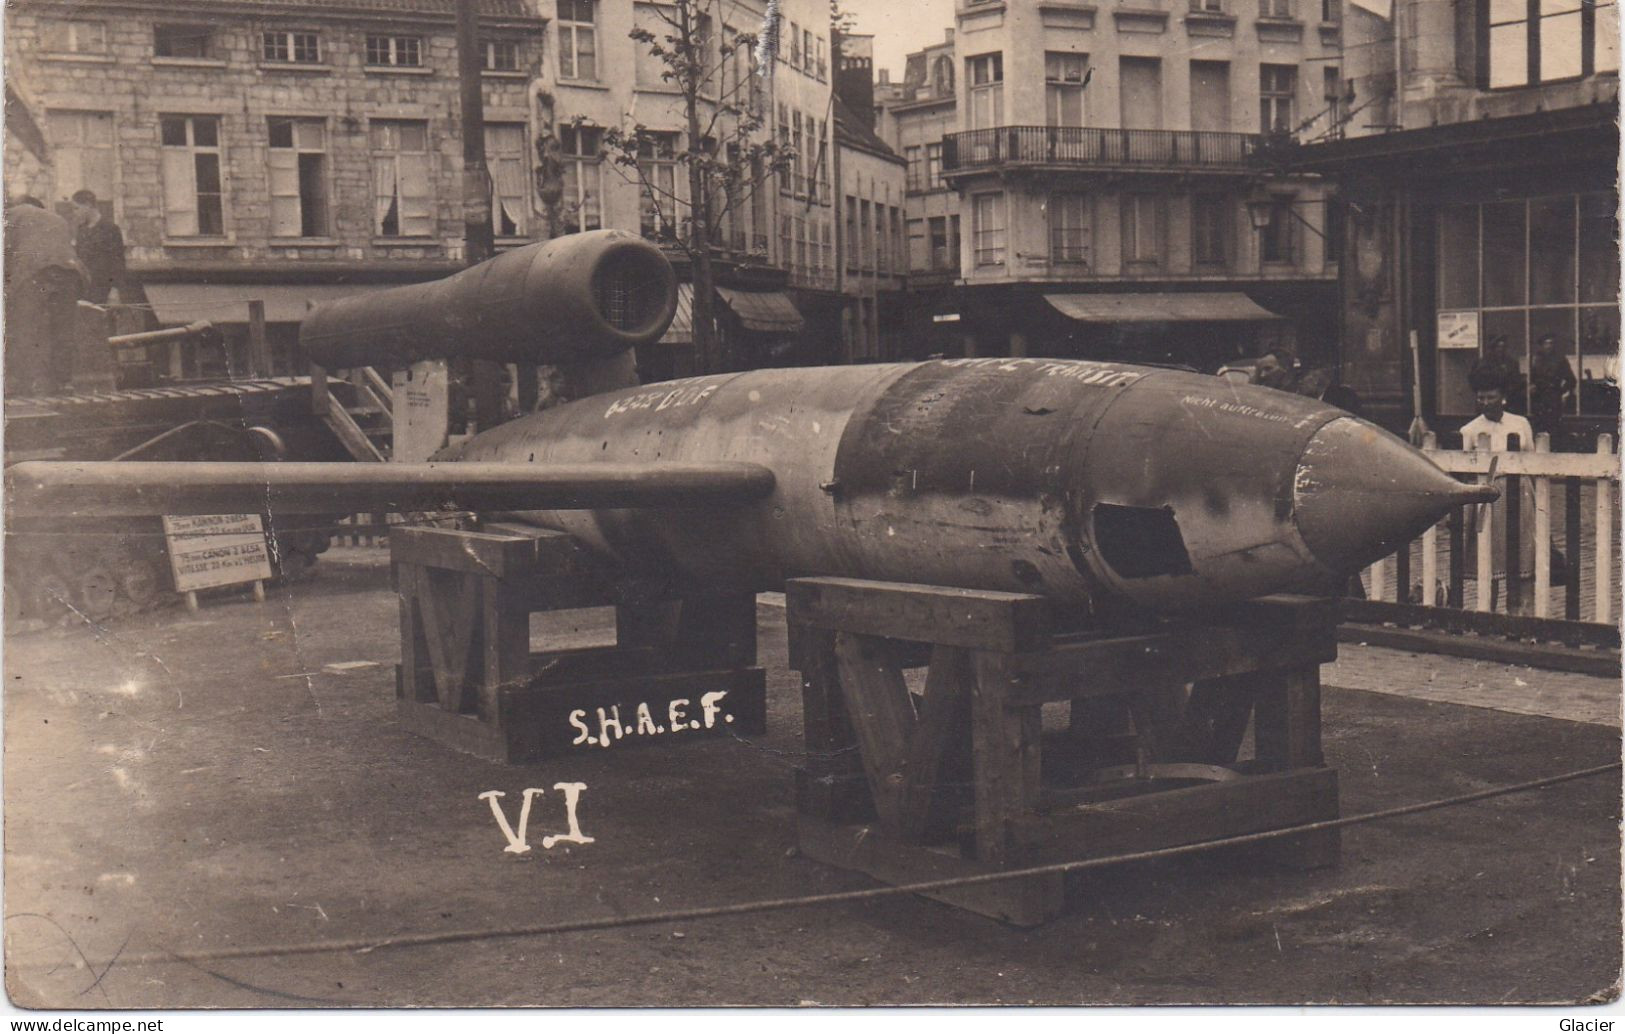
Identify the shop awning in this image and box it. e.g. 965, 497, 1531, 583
143, 283, 389, 325
715, 286, 804, 334
659, 284, 695, 345
1045, 292, 1283, 324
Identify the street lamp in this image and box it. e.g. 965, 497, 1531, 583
1247, 196, 1326, 240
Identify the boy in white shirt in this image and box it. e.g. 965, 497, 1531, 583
1459, 384, 1534, 453
1459, 378, 1537, 612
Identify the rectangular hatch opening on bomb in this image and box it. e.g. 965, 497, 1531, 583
1093, 503, 1194, 579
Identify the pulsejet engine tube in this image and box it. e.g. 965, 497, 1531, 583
298, 229, 678, 370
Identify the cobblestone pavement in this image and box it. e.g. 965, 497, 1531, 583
1324, 642, 1622, 728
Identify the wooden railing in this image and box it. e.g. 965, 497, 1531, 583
1361, 433, 1619, 628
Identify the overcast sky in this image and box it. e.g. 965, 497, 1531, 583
840, 0, 957, 82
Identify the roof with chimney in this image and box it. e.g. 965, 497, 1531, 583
834, 94, 905, 165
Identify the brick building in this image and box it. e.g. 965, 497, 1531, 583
5, 0, 545, 374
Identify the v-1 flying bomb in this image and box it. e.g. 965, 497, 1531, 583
7, 231, 1495, 618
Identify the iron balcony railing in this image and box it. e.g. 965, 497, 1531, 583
943, 126, 1263, 173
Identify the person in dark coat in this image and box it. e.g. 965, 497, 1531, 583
4, 196, 85, 394
1528, 334, 1577, 437
70, 189, 126, 305
1470, 335, 1527, 415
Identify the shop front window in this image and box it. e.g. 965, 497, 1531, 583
1434, 193, 1619, 420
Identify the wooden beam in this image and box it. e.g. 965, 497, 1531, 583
833, 633, 919, 829
787, 577, 1051, 652
970, 652, 1042, 865
895, 645, 974, 841
1003, 624, 1337, 706
1010, 767, 1339, 867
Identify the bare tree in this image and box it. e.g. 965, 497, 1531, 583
594, 0, 793, 373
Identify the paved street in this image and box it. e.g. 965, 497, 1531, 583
3, 548, 1619, 1007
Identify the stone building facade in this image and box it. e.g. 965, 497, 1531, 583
5, 0, 545, 372
870, 0, 1344, 369
1290, 0, 1618, 439
543, 0, 837, 372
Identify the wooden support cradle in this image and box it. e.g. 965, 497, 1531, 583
391, 521, 766, 763
786, 576, 1342, 926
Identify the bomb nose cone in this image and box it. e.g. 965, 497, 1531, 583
1294, 417, 1500, 574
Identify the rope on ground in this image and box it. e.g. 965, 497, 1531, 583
90, 759, 1619, 969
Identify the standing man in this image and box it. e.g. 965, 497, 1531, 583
1528, 334, 1577, 440
1469, 335, 1527, 415
70, 189, 125, 304
4, 196, 85, 394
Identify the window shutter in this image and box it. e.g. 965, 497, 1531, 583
161, 148, 197, 235
268, 147, 301, 237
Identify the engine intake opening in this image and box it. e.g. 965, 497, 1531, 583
593, 246, 673, 336
1093, 503, 1194, 579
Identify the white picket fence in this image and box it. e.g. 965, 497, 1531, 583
1363, 433, 1620, 625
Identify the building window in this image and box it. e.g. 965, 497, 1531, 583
154, 25, 214, 59
1045, 53, 1090, 128
41, 19, 106, 54
1434, 194, 1619, 417
790, 21, 803, 67
1321, 0, 1341, 20
1121, 194, 1161, 266
263, 30, 321, 63
1258, 195, 1296, 264
560, 125, 604, 233
159, 115, 224, 236
268, 118, 328, 238
905, 146, 923, 191
1323, 66, 1346, 129
928, 215, 962, 272
370, 120, 433, 237
792, 111, 805, 196
817, 36, 828, 80
803, 28, 815, 73
1192, 194, 1229, 266
968, 53, 1005, 130
916, 142, 942, 189
484, 40, 520, 71
1260, 0, 1295, 16
636, 131, 680, 240
860, 200, 873, 271
366, 35, 423, 68
845, 198, 858, 272
557, 0, 597, 79
973, 192, 1006, 266
635, 4, 671, 86
815, 120, 831, 201
1260, 65, 1297, 133
46, 111, 115, 214
1486, 0, 1618, 87
485, 124, 528, 237
1323, 195, 1345, 268
1050, 193, 1090, 265
1192, 0, 1226, 10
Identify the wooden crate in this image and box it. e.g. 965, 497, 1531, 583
786, 577, 1341, 926
392, 522, 765, 763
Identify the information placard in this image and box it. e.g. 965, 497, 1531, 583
162, 514, 274, 593
1437, 310, 1481, 350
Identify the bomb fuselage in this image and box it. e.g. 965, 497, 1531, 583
452, 357, 1478, 617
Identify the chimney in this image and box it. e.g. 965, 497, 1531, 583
836, 34, 877, 132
